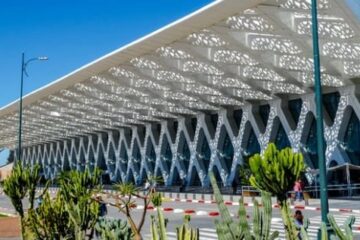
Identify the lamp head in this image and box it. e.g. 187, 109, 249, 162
38, 56, 48, 61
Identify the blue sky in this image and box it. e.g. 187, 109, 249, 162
0, 0, 212, 108
0, 0, 212, 165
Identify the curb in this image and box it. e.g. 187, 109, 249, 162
168, 198, 359, 213
0, 211, 16, 217
2, 190, 358, 214
133, 206, 223, 217
0, 207, 17, 217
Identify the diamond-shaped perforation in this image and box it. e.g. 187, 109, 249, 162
280, 0, 330, 10
322, 42, 360, 60
296, 72, 344, 87
183, 60, 224, 75
212, 50, 258, 65
187, 29, 228, 47
294, 14, 355, 39
156, 46, 192, 59
250, 36, 302, 54
278, 55, 325, 72
344, 61, 360, 77
243, 66, 285, 82
226, 14, 274, 32
131, 57, 162, 70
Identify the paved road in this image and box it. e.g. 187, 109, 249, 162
1, 194, 360, 240
106, 200, 360, 240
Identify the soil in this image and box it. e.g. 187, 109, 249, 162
0, 216, 20, 237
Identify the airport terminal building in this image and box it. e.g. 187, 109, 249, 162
0, 0, 359, 187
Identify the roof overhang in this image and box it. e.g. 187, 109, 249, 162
0, 0, 359, 148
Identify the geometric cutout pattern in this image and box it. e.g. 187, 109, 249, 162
17, 89, 360, 187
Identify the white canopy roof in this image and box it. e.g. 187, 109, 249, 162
0, 0, 359, 149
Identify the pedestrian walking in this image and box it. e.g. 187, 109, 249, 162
294, 210, 304, 239
294, 179, 304, 201
294, 210, 304, 227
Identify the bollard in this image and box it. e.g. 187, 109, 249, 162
304, 192, 309, 206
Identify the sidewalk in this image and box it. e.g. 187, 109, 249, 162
156, 191, 360, 212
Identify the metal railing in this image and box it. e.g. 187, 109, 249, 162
305, 183, 360, 198
240, 184, 360, 198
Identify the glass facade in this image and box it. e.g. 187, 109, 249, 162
212, 165, 222, 184
160, 137, 172, 172
274, 118, 291, 149
196, 129, 211, 171
259, 104, 270, 127
107, 144, 116, 173
288, 98, 303, 126
344, 110, 360, 165
145, 139, 156, 173
323, 92, 340, 123
304, 116, 328, 169
190, 166, 201, 186
210, 113, 218, 130
20, 100, 360, 186
172, 167, 182, 185
218, 126, 234, 171
131, 141, 141, 172
119, 141, 128, 174
245, 122, 260, 157
233, 109, 243, 130
178, 132, 191, 171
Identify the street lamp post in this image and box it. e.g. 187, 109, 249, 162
310, 0, 331, 238
18, 53, 48, 162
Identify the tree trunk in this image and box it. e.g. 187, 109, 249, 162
20, 217, 26, 240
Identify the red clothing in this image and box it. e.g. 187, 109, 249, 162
294, 181, 303, 192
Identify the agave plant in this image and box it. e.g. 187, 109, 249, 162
95, 217, 132, 240
176, 215, 199, 240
